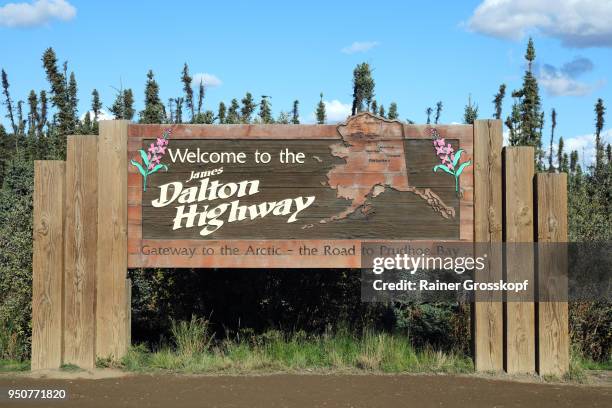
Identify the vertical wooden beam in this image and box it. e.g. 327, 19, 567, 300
32, 161, 65, 370
472, 120, 503, 371
504, 146, 535, 373
536, 173, 569, 376
64, 136, 98, 369
96, 120, 130, 360
126, 278, 132, 349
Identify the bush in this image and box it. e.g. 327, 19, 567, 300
570, 301, 612, 362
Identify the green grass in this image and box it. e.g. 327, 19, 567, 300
0, 359, 29, 372
121, 321, 474, 374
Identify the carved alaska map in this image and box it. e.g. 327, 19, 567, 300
322, 113, 455, 223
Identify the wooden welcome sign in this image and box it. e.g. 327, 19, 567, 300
32, 115, 569, 379
128, 113, 473, 268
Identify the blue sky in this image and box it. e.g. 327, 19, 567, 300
0, 0, 611, 164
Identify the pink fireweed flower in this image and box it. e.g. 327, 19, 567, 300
148, 143, 157, 154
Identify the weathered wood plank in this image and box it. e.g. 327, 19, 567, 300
504, 146, 535, 373
536, 173, 569, 376
32, 161, 65, 370
126, 278, 132, 349
472, 120, 503, 372
64, 136, 98, 369
96, 121, 129, 360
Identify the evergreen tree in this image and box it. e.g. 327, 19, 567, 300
240, 92, 255, 123
557, 137, 565, 172
277, 111, 290, 124
507, 38, 544, 164
493, 84, 506, 120
259, 96, 273, 123
570, 150, 579, 173
27, 90, 38, 137
548, 109, 557, 172
371, 100, 378, 115
388, 102, 398, 120
42, 48, 75, 149
201, 110, 215, 124
1, 69, 17, 135
463, 95, 478, 124
175, 97, 184, 124
426, 107, 432, 124
181, 63, 194, 122
197, 80, 204, 116
110, 89, 124, 119
38, 90, 47, 136
91, 89, 102, 134
379, 104, 385, 118
123, 89, 135, 120
217, 102, 226, 124
434, 101, 443, 124
291, 100, 299, 124
316, 93, 326, 124
227, 98, 240, 124
67, 72, 78, 125
167, 98, 174, 123
139, 70, 165, 124
16, 100, 25, 136
351, 62, 375, 115
594, 98, 605, 177
81, 110, 92, 134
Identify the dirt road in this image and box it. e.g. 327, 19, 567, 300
1, 374, 610, 408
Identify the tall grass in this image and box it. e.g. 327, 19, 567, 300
122, 318, 473, 374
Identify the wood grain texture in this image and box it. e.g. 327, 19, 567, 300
472, 120, 503, 372
126, 278, 132, 348
127, 115, 474, 268
536, 173, 569, 376
32, 161, 65, 370
64, 136, 98, 369
504, 147, 535, 374
96, 121, 129, 359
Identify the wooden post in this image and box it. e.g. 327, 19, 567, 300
32, 161, 65, 370
63, 136, 98, 369
504, 146, 535, 373
96, 120, 129, 359
536, 173, 569, 376
472, 120, 503, 371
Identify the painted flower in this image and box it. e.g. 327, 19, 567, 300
430, 128, 472, 193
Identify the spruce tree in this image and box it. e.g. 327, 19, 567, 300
240, 92, 255, 123
91, 89, 101, 120
493, 84, 506, 120
16, 100, 25, 136
277, 111, 290, 124
351, 62, 374, 115
227, 98, 240, 124
197, 80, 204, 116
509, 38, 544, 164
548, 109, 557, 172
139, 70, 165, 124
434, 101, 443, 124
371, 100, 378, 115
388, 102, 398, 120
1, 69, 17, 135
218, 102, 226, 124
38, 90, 47, 136
463, 95, 478, 124
67, 72, 78, 126
123, 89, 135, 120
316, 93, 326, 124
426, 107, 433, 124
258, 96, 273, 124
594, 98, 605, 177
291, 100, 299, 124
27, 90, 38, 137
557, 137, 565, 171
42, 47, 74, 150
110, 90, 124, 119
175, 97, 184, 124
379, 105, 385, 118
181, 63, 194, 122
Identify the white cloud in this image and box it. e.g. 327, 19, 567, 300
466, 0, 612, 48
80, 109, 114, 121
192, 73, 222, 88
341, 41, 379, 54
324, 100, 352, 123
537, 57, 604, 97
564, 128, 611, 165
0, 0, 75, 28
